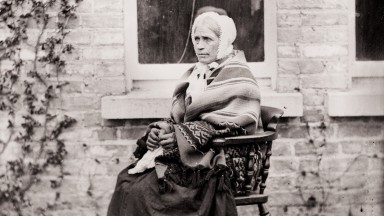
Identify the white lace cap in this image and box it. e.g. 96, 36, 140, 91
191, 12, 237, 60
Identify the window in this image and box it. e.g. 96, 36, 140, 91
349, 0, 384, 77
137, 0, 264, 64
124, 0, 277, 88
355, 0, 384, 61
327, 0, 384, 117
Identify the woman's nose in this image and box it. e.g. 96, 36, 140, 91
196, 41, 205, 50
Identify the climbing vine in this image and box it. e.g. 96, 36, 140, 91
0, 0, 81, 215
294, 121, 371, 215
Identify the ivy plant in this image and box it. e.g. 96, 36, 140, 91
0, 0, 82, 215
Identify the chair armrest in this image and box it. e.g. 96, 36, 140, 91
235, 193, 268, 206
260, 106, 284, 132
211, 131, 277, 147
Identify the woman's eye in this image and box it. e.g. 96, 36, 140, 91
203, 37, 211, 41
194, 37, 200, 42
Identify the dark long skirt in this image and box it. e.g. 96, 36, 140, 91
107, 166, 238, 216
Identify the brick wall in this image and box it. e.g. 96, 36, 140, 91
270, 0, 383, 215
1, 0, 383, 215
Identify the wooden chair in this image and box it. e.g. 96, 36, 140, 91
211, 106, 284, 216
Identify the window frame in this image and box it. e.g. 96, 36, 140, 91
348, 0, 384, 78
123, 0, 277, 90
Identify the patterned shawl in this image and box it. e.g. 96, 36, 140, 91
136, 51, 261, 193
171, 50, 260, 133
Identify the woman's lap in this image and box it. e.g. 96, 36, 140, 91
107, 166, 237, 216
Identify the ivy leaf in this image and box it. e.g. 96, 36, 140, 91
56, 81, 69, 89
50, 180, 58, 189
55, 192, 60, 201
7, 24, 14, 29
7, 120, 13, 128
46, 113, 57, 121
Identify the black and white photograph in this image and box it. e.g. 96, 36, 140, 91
0, 0, 383, 215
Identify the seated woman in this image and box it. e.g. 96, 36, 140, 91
107, 11, 261, 216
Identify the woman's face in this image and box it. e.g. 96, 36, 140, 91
193, 25, 220, 64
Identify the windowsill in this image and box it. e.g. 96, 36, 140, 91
327, 90, 384, 116
101, 89, 303, 119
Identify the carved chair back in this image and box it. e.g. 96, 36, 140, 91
211, 106, 284, 216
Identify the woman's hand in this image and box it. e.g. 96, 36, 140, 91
146, 128, 161, 151
158, 132, 176, 150
153, 121, 173, 134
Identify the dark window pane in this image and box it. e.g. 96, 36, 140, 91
356, 0, 384, 61
137, 0, 264, 64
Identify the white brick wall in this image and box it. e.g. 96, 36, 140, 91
1, 1, 383, 215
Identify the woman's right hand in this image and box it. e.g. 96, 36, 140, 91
146, 128, 160, 151
153, 121, 173, 134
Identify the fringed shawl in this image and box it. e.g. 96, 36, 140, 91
171, 51, 260, 132
134, 51, 261, 194
154, 51, 260, 192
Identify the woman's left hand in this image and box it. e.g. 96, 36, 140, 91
158, 132, 176, 150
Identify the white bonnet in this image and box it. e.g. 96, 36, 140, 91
191, 12, 237, 60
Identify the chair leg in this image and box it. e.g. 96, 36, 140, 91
257, 203, 270, 216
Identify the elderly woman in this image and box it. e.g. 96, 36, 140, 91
107, 11, 260, 216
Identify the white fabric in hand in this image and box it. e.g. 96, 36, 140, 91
128, 147, 163, 174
